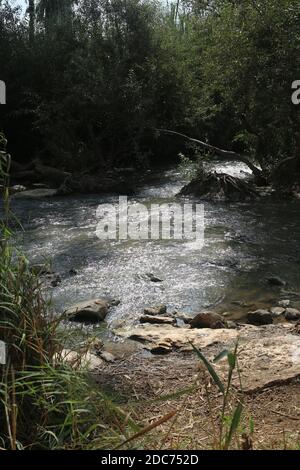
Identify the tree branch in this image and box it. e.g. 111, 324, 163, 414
156, 128, 263, 178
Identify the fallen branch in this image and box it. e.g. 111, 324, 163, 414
156, 128, 263, 179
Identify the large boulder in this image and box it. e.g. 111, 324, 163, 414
190, 312, 226, 329
247, 310, 273, 326
66, 299, 110, 324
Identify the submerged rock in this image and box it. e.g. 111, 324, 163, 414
247, 310, 273, 326
66, 298, 109, 324
146, 273, 163, 283
190, 312, 226, 329
49, 274, 62, 287
69, 268, 78, 276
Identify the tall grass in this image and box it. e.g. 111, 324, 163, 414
0, 133, 137, 450
191, 341, 253, 450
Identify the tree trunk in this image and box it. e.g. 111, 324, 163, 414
28, 0, 35, 44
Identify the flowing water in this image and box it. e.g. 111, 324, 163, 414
9, 162, 300, 328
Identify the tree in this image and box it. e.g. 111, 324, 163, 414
27, 0, 35, 43
35, 0, 75, 35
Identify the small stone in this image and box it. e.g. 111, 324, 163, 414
100, 351, 115, 363
107, 299, 121, 307
190, 312, 226, 329
50, 274, 61, 287
285, 308, 300, 321
144, 305, 167, 316
270, 307, 285, 317
226, 321, 238, 329
174, 312, 193, 324
146, 273, 163, 283
10, 184, 26, 193
278, 299, 290, 308
267, 276, 286, 287
69, 268, 78, 276
247, 310, 273, 326
140, 315, 176, 325
222, 312, 230, 317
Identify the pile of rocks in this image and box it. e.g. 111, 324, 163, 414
139, 306, 237, 330
247, 304, 300, 326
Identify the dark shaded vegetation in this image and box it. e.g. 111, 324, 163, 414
0, 0, 299, 184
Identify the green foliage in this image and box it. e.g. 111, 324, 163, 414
182, 0, 300, 167
1, 1, 298, 173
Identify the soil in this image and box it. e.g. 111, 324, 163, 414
93, 325, 300, 450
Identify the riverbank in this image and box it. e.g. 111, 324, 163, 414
86, 321, 300, 450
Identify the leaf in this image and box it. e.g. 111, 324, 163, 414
213, 349, 229, 363
190, 342, 225, 394
227, 352, 236, 370
225, 403, 243, 449
114, 410, 177, 449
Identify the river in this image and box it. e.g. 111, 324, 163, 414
10, 162, 300, 328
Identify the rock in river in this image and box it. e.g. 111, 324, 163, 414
190, 312, 226, 329
266, 276, 286, 287
13, 188, 58, 199
140, 315, 176, 325
270, 307, 286, 317
66, 298, 110, 324
278, 299, 290, 308
247, 309, 273, 326
144, 305, 167, 316
146, 273, 163, 283
285, 308, 300, 321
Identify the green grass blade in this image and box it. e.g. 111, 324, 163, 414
190, 342, 225, 394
